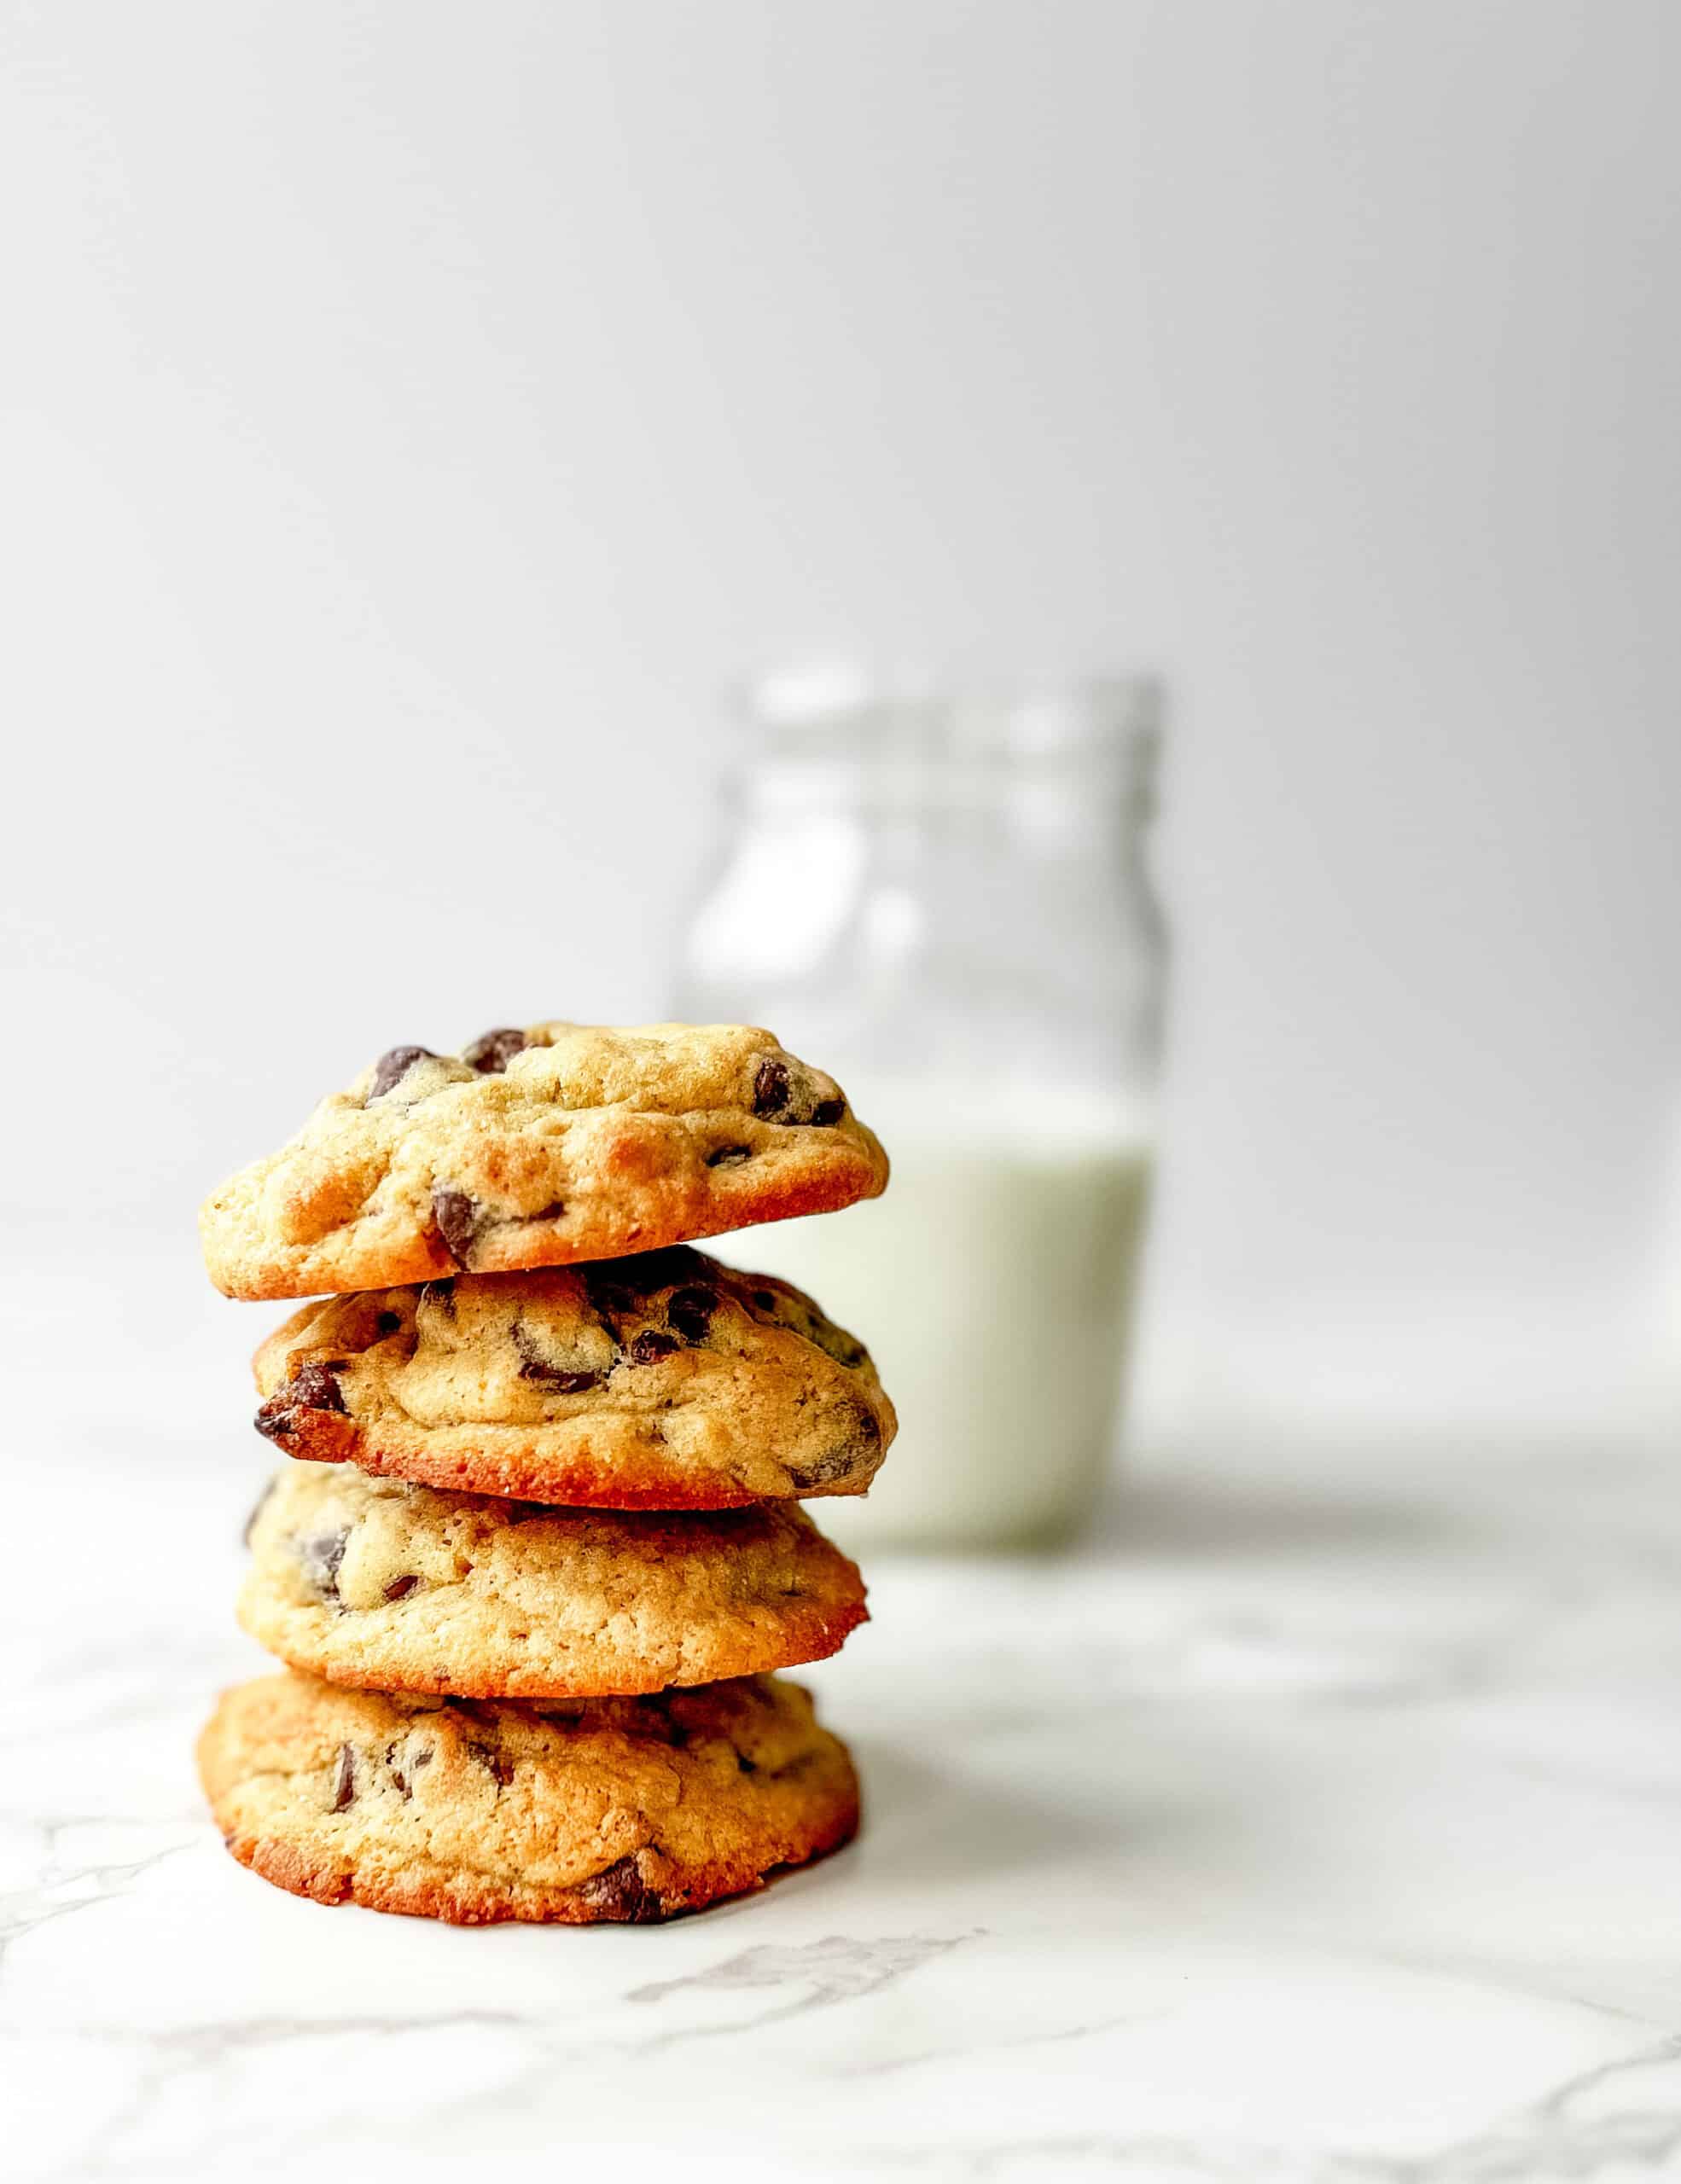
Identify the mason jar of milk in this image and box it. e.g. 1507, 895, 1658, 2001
676, 668, 1166, 1549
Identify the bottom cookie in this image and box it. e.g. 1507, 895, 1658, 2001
197, 1669, 858, 1925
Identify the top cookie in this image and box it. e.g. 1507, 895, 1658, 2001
200, 1022, 888, 1300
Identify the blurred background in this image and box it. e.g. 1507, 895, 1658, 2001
3, 0, 1678, 1507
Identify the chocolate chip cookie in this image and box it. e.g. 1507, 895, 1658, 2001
239, 1460, 868, 1699
200, 1021, 888, 1300
198, 1669, 859, 1923
251, 1247, 893, 1507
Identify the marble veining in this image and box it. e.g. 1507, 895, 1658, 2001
626, 1931, 979, 2046
8, 1347, 1681, 2181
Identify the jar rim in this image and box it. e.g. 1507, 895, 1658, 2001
724, 665, 1163, 810
738, 662, 1160, 738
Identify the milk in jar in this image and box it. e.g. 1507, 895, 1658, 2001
709, 1079, 1154, 1548
677, 670, 1166, 1548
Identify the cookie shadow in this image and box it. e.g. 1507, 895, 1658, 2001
830, 1734, 1120, 1895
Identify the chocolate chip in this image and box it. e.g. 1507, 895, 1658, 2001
512, 1324, 603, 1392
752, 1288, 780, 1313
419, 1277, 457, 1317
787, 1446, 859, 1489
518, 1358, 602, 1393
736, 1751, 759, 1774
329, 1745, 356, 1811
293, 1362, 346, 1414
753, 1057, 791, 1115
630, 1328, 681, 1365
574, 1852, 664, 1924
254, 1359, 346, 1446
810, 1097, 845, 1128
369, 1044, 437, 1101
857, 1409, 881, 1441
468, 1741, 515, 1787
382, 1574, 420, 1601
706, 1145, 751, 1168
385, 1740, 433, 1797
375, 1310, 402, 1336
462, 1027, 527, 1073
299, 1526, 351, 1601
666, 1286, 717, 1342
241, 1478, 276, 1547
432, 1188, 480, 1266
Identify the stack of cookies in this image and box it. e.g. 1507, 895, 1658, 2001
195, 1022, 893, 1926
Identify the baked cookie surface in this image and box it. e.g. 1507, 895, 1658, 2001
200, 1021, 887, 1300
239, 1460, 867, 1698
252, 1246, 893, 1507
198, 1670, 858, 1924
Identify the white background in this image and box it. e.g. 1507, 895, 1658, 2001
3, 0, 1677, 1449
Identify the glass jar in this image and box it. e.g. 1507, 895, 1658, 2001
674, 667, 1167, 1550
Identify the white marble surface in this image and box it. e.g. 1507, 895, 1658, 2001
7, 1261, 1681, 2180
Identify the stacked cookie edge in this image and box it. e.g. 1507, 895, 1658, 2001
196, 1021, 892, 1926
